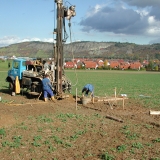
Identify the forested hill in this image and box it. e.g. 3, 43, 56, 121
0, 41, 160, 60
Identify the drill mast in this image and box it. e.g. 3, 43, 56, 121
54, 0, 76, 95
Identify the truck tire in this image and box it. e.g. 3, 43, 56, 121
31, 81, 42, 93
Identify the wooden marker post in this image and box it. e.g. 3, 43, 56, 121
123, 97, 125, 110
114, 87, 117, 105
76, 88, 77, 110
115, 87, 117, 98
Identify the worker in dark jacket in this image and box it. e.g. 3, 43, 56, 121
82, 84, 94, 97
42, 74, 55, 102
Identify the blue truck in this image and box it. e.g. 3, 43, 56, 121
6, 58, 71, 97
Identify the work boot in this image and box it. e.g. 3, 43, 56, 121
44, 98, 48, 102
51, 96, 56, 102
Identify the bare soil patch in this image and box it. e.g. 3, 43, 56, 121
0, 92, 159, 160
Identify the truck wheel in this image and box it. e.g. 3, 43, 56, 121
31, 81, 41, 93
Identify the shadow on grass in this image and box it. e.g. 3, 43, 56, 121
0, 88, 11, 94
0, 88, 44, 100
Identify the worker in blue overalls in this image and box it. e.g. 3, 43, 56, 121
42, 74, 55, 102
82, 84, 94, 103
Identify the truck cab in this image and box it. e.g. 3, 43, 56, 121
6, 59, 26, 84
6, 58, 45, 95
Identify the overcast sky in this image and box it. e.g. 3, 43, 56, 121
1, 0, 160, 47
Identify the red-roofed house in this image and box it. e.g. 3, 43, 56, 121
83, 61, 98, 69
96, 59, 104, 68
97, 61, 104, 68
77, 61, 85, 69
142, 60, 149, 66
109, 60, 120, 69
119, 62, 130, 70
64, 61, 77, 69
129, 62, 142, 70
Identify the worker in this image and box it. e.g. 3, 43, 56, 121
42, 74, 55, 102
82, 84, 94, 103
82, 84, 94, 97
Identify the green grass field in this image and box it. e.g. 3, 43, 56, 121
65, 70, 160, 109
0, 60, 12, 71
1, 60, 160, 109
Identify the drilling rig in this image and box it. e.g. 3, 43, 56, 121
54, 0, 76, 96
5, 0, 76, 99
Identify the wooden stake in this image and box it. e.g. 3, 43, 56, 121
123, 97, 124, 110
115, 87, 116, 98
76, 88, 77, 110
114, 87, 117, 106
92, 97, 94, 104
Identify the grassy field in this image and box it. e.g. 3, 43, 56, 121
0, 60, 12, 71
0, 60, 160, 109
66, 70, 160, 109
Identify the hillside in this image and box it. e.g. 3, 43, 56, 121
0, 41, 160, 60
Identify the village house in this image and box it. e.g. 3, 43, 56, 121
119, 62, 130, 70
109, 60, 120, 69
96, 59, 104, 68
82, 61, 98, 69
64, 61, 77, 69
129, 62, 142, 70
